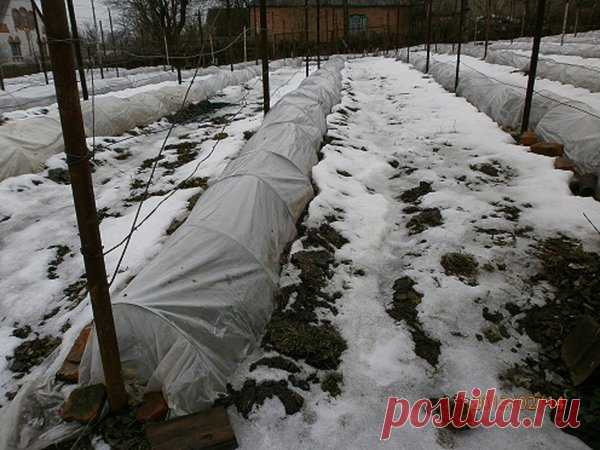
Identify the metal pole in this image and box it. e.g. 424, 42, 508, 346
305, 0, 309, 77
561, 1, 569, 45
316, 0, 321, 69
31, 0, 49, 85
108, 9, 119, 77
66, 0, 89, 101
455, 0, 466, 92
42, 0, 127, 413
0, 66, 4, 91
521, 0, 546, 134
259, 0, 270, 113
484, 0, 490, 59
425, 0, 432, 73
574, 7, 579, 36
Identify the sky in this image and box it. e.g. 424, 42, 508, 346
74, 0, 112, 27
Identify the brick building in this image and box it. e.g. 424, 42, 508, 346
241, 0, 413, 45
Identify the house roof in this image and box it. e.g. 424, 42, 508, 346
248, 0, 414, 7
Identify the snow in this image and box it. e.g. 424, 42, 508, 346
227, 57, 596, 449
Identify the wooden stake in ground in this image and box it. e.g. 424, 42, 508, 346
484, 0, 491, 59
31, 0, 49, 85
455, 0, 466, 92
42, 0, 127, 413
425, 0, 432, 73
521, 0, 547, 134
316, 0, 321, 69
561, 1, 570, 45
108, 9, 120, 77
259, 0, 270, 113
66, 0, 89, 101
305, 0, 309, 77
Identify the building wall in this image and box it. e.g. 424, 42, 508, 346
0, 0, 45, 65
249, 5, 410, 44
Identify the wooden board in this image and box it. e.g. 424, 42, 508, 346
145, 406, 238, 450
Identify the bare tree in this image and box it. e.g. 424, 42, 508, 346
106, 0, 199, 48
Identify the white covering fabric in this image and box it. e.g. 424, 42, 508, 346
0, 60, 294, 182
79, 56, 344, 416
0, 56, 344, 450
404, 52, 600, 185
434, 43, 600, 93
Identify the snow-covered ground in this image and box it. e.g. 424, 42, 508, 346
226, 57, 598, 449
0, 63, 309, 409
1, 55, 599, 449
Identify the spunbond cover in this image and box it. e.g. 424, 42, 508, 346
0, 59, 294, 182
0, 57, 343, 450
78, 57, 345, 416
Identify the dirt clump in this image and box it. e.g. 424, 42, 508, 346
387, 277, 441, 366
407, 208, 443, 234
441, 252, 479, 285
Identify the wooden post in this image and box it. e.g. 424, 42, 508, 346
521, 0, 546, 134
316, 0, 321, 69
484, 0, 491, 59
259, 0, 270, 113
0, 66, 4, 91
99, 20, 107, 75
305, 0, 309, 77
455, 0, 466, 91
108, 9, 119, 77
198, 10, 204, 67
561, 1, 569, 45
65, 0, 88, 100
42, 0, 127, 413
90, 0, 103, 79
243, 26, 248, 62
343, 0, 349, 51
31, 0, 49, 85
163, 30, 171, 70
226, 0, 234, 71
574, 6, 579, 36
425, 0, 432, 73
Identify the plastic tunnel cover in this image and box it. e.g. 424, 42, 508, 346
78, 56, 345, 416
0, 56, 344, 450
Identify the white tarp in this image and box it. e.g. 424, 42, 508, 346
404, 52, 600, 187
434, 43, 600, 93
0, 56, 344, 450
0, 59, 294, 182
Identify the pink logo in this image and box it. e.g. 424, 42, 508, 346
380, 388, 581, 440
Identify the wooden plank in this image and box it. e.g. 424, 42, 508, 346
145, 406, 238, 450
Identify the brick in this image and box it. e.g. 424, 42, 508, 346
554, 156, 577, 172
530, 142, 564, 157
520, 131, 538, 146
60, 384, 106, 424
136, 392, 169, 423
66, 324, 92, 364
146, 406, 237, 450
56, 360, 79, 384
